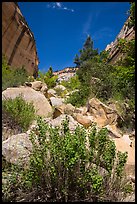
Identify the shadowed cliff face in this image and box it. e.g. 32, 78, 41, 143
105, 17, 135, 64
2, 2, 39, 78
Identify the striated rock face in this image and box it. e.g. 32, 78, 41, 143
2, 2, 39, 77
53, 67, 79, 82
105, 17, 135, 64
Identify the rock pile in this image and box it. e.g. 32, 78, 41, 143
2, 80, 135, 180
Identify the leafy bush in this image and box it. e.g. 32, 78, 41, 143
55, 87, 68, 98
37, 67, 58, 89
60, 75, 80, 91
2, 56, 28, 91
67, 85, 90, 107
2, 95, 35, 131
2, 116, 132, 202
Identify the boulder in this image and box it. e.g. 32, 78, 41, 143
41, 84, 48, 95
105, 124, 122, 138
44, 114, 81, 132
74, 106, 88, 115
2, 87, 53, 117
45, 89, 57, 98
54, 85, 66, 91
114, 137, 135, 177
50, 97, 64, 107
30, 81, 43, 91
24, 81, 32, 87
53, 103, 75, 119
88, 98, 118, 128
2, 133, 32, 166
122, 134, 132, 147
73, 113, 94, 128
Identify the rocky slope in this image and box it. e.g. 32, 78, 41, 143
2, 2, 39, 77
2, 81, 135, 179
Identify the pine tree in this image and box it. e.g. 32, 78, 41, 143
74, 35, 98, 67
48, 66, 53, 78
74, 54, 81, 67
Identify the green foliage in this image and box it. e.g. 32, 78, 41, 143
27, 75, 35, 82
55, 88, 68, 98
116, 151, 128, 178
2, 56, 28, 91
67, 85, 90, 107
77, 60, 115, 101
2, 117, 132, 201
73, 31, 135, 129
74, 35, 98, 67
5, 117, 128, 202
128, 2, 135, 28
48, 66, 53, 77
60, 75, 80, 91
37, 68, 57, 88
2, 95, 35, 131
99, 50, 109, 63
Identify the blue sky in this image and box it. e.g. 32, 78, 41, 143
18, 2, 130, 72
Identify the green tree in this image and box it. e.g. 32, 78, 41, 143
48, 66, 53, 78
74, 54, 81, 67
74, 35, 98, 67
128, 2, 135, 29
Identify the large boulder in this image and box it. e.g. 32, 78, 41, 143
88, 98, 118, 128
50, 97, 64, 107
30, 81, 43, 91
73, 113, 94, 128
105, 124, 122, 138
45, 89, 57, 98
40, 84, 48, 95
2, 87, 53, 117
54, 85, 66, 91
53, 103, 75, 119
74, 106, 88, 115
122, 134, 132, 146
44, 114, 81, 132
114, 137, 135, 177
2, 133, 32, 166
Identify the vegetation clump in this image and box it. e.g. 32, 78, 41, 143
2, 95, 35, 131
37, 66, 58, 88
2, 117, 132, 202
2, 56, 28, 91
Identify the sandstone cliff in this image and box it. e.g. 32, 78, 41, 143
105, 17, 135, 64
53, 67, 79, 82
2, 2, 39, 77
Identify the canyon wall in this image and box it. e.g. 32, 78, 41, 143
105, 17, 135, 64
53, 67, 79, 82
2, 2, 39, 77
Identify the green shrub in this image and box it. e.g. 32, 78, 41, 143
60, 75, 80, 91
7, 117, 129, 202
2, 95, 36, 131
67, 85, 90, 107
37, 68, 58, 89
2, 56, 28, 91
55, 87, 68, 98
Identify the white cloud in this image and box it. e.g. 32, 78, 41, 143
47, 2, 74, 12
56, 2, 62, 8
92, 27, 113, 41
83, 14, 93, 35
